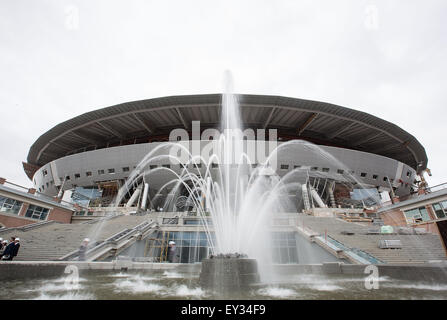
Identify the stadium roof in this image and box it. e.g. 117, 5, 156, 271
25, 94, 428, 179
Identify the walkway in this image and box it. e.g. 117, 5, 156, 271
297, 215, 447, 264
0, 215, 150, 261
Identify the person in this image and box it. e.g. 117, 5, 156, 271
78, 238, 90, 261
0, 240, 7, 258
2, 237, 17, 261
167, 241, 177, 263
11, 238, 20, 260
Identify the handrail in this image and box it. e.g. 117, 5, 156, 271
0, 220, 57, 235
59, 220, 158, 261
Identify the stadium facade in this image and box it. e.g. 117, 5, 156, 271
23, 94, 428, 211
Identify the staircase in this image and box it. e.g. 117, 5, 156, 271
298, 215, 447, 264
0, 215, 151, 261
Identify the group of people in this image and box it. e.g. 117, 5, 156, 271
0, 237, 21, 261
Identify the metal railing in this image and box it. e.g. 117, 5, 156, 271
59, 220, 158, 261
0, 220, 58, 235
426, 182, 447, 193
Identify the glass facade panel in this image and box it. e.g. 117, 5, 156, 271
271, 232, 298, 264
141, 231, 300, 264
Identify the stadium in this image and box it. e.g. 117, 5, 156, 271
23, 94, 427, 213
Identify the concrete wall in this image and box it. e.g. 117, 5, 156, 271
0, 213, 38, 228
1, 261, 447, 285
34, 141, 416, 197
48, 207, 72, 224
0, 206, 72, 228
381, 203, 442, 235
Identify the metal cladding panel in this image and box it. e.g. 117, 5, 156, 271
27, 94, 428, 174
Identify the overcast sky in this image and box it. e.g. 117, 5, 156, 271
0, 0, 446, 188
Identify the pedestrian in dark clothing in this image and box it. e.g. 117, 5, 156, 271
2, 237, 17, 261
78, 238, 90, 261
10, 238, 20, 260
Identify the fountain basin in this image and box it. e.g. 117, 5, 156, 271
199, 257, 261, 289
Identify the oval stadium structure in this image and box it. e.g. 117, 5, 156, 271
24, 94, 428, 210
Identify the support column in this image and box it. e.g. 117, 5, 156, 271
310, 186, 327, 208
141, 183, 150, 210
328, 181, 336, 208
126, 184, 142, 208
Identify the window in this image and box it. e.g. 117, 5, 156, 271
432, 202, 447, 219
74, 173, 81, 179
149, 165, 157, 169
195, 164, 202, 169
280, 164, 289, 170
294, 165, 301, 169
212, 163, 219, 168
122, 167, 130, 172
251, 164, 258, 168
25, 205, 49, 220
43, 169, 48, 176
337, 169, 344, 174
383, 177, 388, 182
311, 167, 318, 171
322, 168, 330, 172
162, 164, 171, 168
373, 174, 378, 180
86, 171, 92, 177
65, 176, 71, 180
108, 168, 115, 174
360, 172, 367, 177
407, 171, 411, 177
162, 218, 179, 225
151, 231, 212, 263
0, 196, 23, 215
98, 170, 105, 175
184, 219, 212, 225
404, 207, 431, 224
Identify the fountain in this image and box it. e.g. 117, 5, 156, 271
112, 71, 299, 289
2, 72, 447, 301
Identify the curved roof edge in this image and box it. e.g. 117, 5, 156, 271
26, 94, 428, 176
